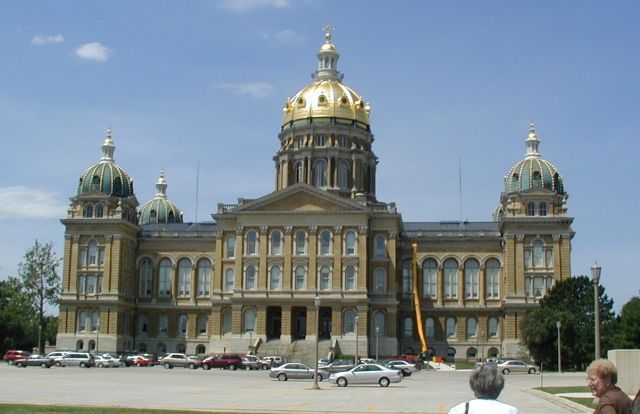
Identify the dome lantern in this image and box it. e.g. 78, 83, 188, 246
313, 24, 343, 82
525, 121, 540, 159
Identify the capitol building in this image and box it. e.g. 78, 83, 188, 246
56, 30, 574, 362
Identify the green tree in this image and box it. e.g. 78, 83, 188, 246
611, 294, 640, 349
520, 275, 616, 371
17, 240, 61, 353
0, 277, 38, 355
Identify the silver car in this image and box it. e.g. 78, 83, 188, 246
330, 363, 403, 387
269, 363, 329, 381
496, 359, 539, 374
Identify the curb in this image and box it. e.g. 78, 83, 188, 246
524, 388, 592, 413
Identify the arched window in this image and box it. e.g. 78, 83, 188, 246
178, 259, 191, 296
84, 203, 94, 217
139, 343, 147, 353
444, 259, 458, 298
373, 312, 385, 336
196, 314, 208, 335
138, 314, 149, 334
294, 231, 306, 255
422, 258, 437, 299
488, 316, 499, 337
294, 266, 305, 290
197, 259, 211, 297
176, 343, 186, 353
245, 231, 257, 255
403, 317, 413, 337
76, 339, 84, 351
269, 266, 281, 290
243, 308, 256, 333
91, 311, 100, 331
464, 259, 479, 299
344, 231, 357, 255
313, 160, 327, 187
95, 203, 104, 218
224, 268, 234, 292
344, 265, 356, 290
158, 314, 168, 334
270, 231, 282, 256
402, 261, 412, 294
374, 234, 386, 259
226, 235, 236, 258
156, 343, 167, 356
88, 240, 98, 265
150, 210, 157, 220
539, 201, 548, 216
532, 171, 542, 188
511, 174, 519, 192
294, 162, 304, 183
159, 259, 172, 296
446, 317, 457, 338
222, 310, 232, 334
167, 211, 175, 223
316, 134, 326, 146
113, 177, 122, 195
337, 162, 349, 189
140, 258, 153, 297
178, 314, 188, 335
373, 268, 386, 294
91, 175, 100, 191
196, 344, 206, 355
343, 309, 356, 334
425, 317, 435, 338
527, 201, 536, 216
245, 265, 256, 290
78, 310, 87, 332
467, 317, 477, 338
486, 259, 500, 299
319, 231, 332, 256
88, 340, 96, 351
319, 266, 331, 290
77, 275, 86, 294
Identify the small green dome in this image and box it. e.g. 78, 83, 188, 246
504, 123, 565, 194
77, 129, 134, 198
138, 171, 183, 225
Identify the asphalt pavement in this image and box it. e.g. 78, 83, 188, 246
0, 364, 591, 414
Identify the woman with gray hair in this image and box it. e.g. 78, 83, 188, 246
448, 363, 518, 413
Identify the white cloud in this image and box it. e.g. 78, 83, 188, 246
0, 186, 68, 220
216, 82, 274, 98
75, 42, 112, 62
218, 0, 291, 12
31, 34, 64, 45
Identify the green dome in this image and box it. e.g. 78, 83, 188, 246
138, 171, 183, 225
77, 129, 134, 198
504, 123, 565, 194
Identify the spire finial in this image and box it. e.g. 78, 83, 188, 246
155, 169, 168, 198
525, 120, 540, 159
529, 118, 536, 132
101, 126, 116, 162
323, 23, 334, 42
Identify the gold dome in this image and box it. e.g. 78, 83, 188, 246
282, 81, 370, 128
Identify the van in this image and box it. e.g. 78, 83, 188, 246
58, 352, 95, 368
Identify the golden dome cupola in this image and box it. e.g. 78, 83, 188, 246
275, 27, 378, 202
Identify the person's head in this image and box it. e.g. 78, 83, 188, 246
587, 359, 618, 397
469, 363, 505, 400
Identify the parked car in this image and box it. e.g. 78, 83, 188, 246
330, 363, 403, 387
46, 351, 69, 362
384, 362, 412, 377
321, 359, 356, 373
262, 356, 285, 367
385, 359, 418, 372
94, 354, 122, 368
3, 350, 31, 365
241, 355, 269, 370
496, 360, 539, 374
58, 352, 95, 368
159, 353, 201, 369
269, 363, 329, 381
202, 354, 243, 370
13, 355, 55, 368
130, 355, 151, 367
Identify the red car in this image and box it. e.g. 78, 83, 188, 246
202, 354, 243, 370
3, 350, 31, 365
130, 355, 151, 367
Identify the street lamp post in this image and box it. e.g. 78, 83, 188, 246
354, 315, 359, 365
312, 296, 321, 390
591, 263, 602, 360
375, 326, 380, 361
38, 324, 42, 355
556, 321, 561, 374
96, 319, 100, 355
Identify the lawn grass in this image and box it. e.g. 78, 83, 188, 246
0, 404, 241, 414
535, 386, 595, 409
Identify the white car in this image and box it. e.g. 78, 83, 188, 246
330, 363, 402, 387
46, 351, 69, 362
385, 359, 418, 372
95, 354, 122, 368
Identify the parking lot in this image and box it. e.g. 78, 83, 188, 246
0, 364, 589, 414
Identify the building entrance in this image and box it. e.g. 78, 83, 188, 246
266, 306, 281, 340
319, 307, 332, 339
292, 306, 306, 340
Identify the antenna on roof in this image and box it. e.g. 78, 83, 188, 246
195, 161, 200, 223
459, 157, 464, 227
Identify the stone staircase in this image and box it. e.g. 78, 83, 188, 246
256, 338, 334, 366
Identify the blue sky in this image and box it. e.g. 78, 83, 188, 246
1, 1, 638, 312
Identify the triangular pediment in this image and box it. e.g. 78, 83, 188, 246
235, 184, 368, 213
